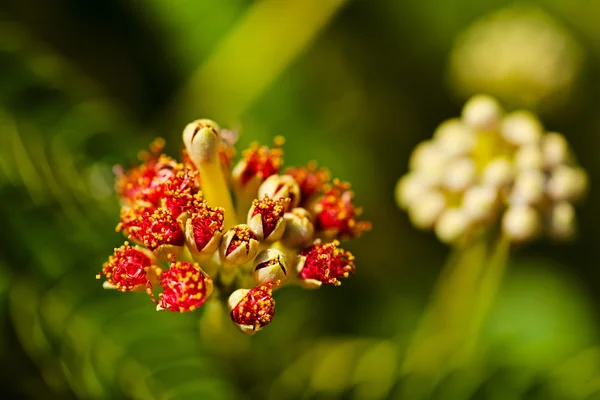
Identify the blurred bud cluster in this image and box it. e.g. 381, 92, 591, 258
97, 119, 370, 335
396, 94, 587, 245
449, 6, 582, 111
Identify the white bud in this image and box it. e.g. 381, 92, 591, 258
510, 170, 546, 205
444, 158, 476, 192
500, 111, 543, 146
542, 133, 570, 168
461, 94, 502, 132
514, 144, 544, 171
408, 191, 446, 230
395, 173, 430, 209
482, 158, 514, 188
253, 248, 288, 286
548, 202, 576, 240
433, 119, 476, 157
435, 208, 471, 244
409, 141, 451, 183
547, 166, 588, 202
463, 185, 498, 222
502, 206, 541, 242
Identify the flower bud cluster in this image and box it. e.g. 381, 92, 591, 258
396, 94, 587, 245
98, 120, 370, 335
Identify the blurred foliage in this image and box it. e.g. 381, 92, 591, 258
1, 0, 600, 399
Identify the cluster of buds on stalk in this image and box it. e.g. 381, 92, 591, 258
98, 120, 370, 335
396, 94, 587, 245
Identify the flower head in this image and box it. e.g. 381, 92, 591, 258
157, 261, 213, 312
396, 94, 587, 245
100, 118, 369, 335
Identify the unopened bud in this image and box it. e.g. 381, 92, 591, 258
500, 111, 543, 146
514, 144, 544, 171
253, 248, 288, 286
443, 158, 476, 192
408, 191, 446, 229
395, 173, 430, 209
219, 224, 259, 264
409, 140, 450, 177
461, 94, 502, 132
502, 206, 541, 242
548, 202, 576, 239
433, 119, 476, 157
462, 185, 498, 222
542, 133, 570, 168
182, 119, 221, 165
280, 207, 314, 248
482, 158, 514, 188
435, 208, 471, 244
547, 166, 588, 202
510, 170, 546, 205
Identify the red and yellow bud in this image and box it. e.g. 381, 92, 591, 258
98, 243, 156, 291
285, 162, 330, 205
247, 196, 289, 242
232, 139, 284, 195
228, 283, 277, 335
184, 200, 225, 257
127, 208, 185, 261
297, 241, 356, 288
311, 180, 371, 240
157, 261, 213, 312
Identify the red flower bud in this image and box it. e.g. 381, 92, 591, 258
228, 283, 277, 335
157, 261, 213, 312
98, 243, 154, 291
297, 241, 355, 287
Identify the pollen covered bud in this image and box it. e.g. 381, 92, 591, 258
128, 208, 185, 261
157, 261, 213, 312
281, 207, 315, 248
184, 200, 225, 257
285, 162, 331, 205
312, 180, 371, 240
296, 241, 355, 288
232, 139, 284, 195
257, 174, 300, 209
253, 248, 288, 286
98, 243, 155, 291
247, 196, 289, 242
228, 284, 276, 335
219, 224, 260, 264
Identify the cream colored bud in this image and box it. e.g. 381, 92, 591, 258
395, 173, 430, 209
182, 119, 221, 165
258, 174, 301, 209
253, 248, 288, 285
409, 140, 451, 176
281, 207, 314, 248
433, 119, 476, 157
444, 158, 476, 192
510, 170, 546, 205
502, 206, 541, 242
462, 185, 498, 222
515, 144, 544, 171
500, 111, 543, 146
482, 158, 514, 188
408, 191, 446, 229
547, 166, 588, 202
461, 94, 502, 132
548, 202, 576, 240
542, 133, 570, 168
435, 208, 471, 244
247, 197, 288, 242
219, 225, 260, 264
